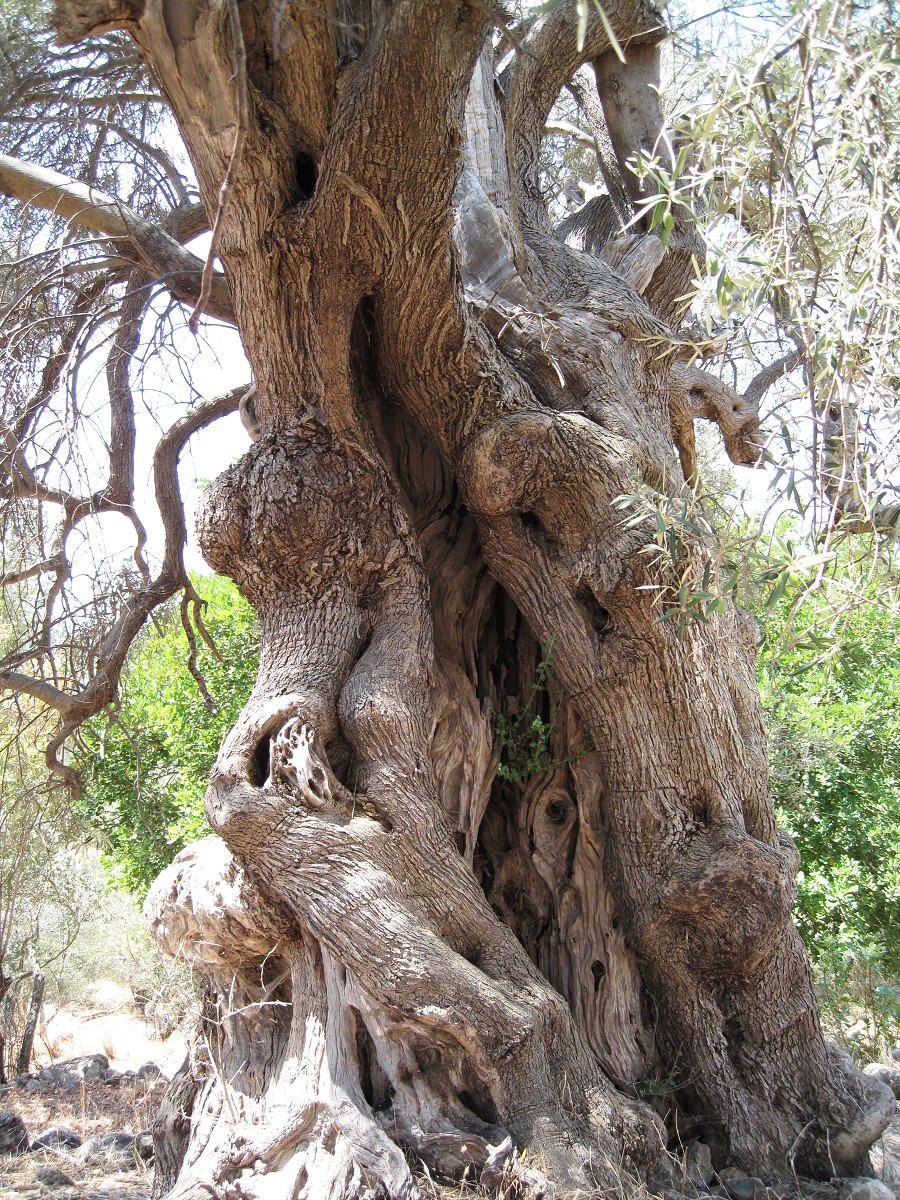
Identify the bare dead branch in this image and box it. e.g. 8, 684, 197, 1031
181, 590, 217, 715
0, 153, 234, 323
0, 385, 246, 776
154, 384, 247, 579
0, 556, 64, 588
543, 118, 596, 151
9, 275, 109, 447
0, 669, 81, 718
104, 268, 147, 506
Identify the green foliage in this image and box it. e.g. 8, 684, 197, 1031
77, 576, 258, 894
612, 485, 840, 639
494, 672, 559, 783
760, 572, 900, 980
495, 644, 592, 783
813, 944, 900, 1061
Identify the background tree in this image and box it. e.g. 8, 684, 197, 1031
0, 1, 897, 1198
0, 705, 87, 1081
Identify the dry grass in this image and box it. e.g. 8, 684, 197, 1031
0, 1077, 164, 1198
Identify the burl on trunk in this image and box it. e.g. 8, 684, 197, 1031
53, 0, 893, 1197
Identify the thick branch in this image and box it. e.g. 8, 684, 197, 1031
155, 385, 247, 579
0, 557, 64, 588
0, 153, 234, 323
505, 0, 664, 225
672, 357, 768, 484
105, 269, 147, 506
568, 66, 632, 225
0, 670, 82, 718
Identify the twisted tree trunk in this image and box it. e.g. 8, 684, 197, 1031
53, 0, 894, 1196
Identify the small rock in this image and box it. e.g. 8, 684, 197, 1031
0, 1111, 28, 1154
61, 1054, 108, 1082
863, 1063, 900, 1099
837, 1179, 896, 1200
649, 1156, 684, 1195
718, 1169, 749, 1182
889, 1046, 900, 1063
34, 1165, 75, 1188
31, 1128, 82, 1151
96, 1131, 135, 1153
685, 1142, 716, 1188
723, 1176, 766, 1200
136, 1062, 162, 1081
30, 1066, 75, 1092
135, 1131, 154, 1161
81, 1130, 137, 1167
102, 1068, 123, 1086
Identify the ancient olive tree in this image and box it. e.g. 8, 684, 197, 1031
0, 0, 895, 1196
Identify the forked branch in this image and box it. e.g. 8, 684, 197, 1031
0, 153, 234, 323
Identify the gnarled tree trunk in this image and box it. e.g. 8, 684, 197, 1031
53, 0, 894, 1196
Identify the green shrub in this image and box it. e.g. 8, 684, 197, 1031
761, 580, 900, 979
77, 575, 258, 893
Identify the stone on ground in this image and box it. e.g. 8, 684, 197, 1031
0, 1110, 28, 1154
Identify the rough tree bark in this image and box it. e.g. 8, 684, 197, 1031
49, 1, 894, 1197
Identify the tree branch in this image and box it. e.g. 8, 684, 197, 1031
0, 557, 65, 588
0, 153, 234, 323
0, 670, 82, 718
743, 349, 803, 407
668, 360, 782, 487
0, 385, 247, 775
567, 66, 632, 226
104, 269, 147, 506
505, 0, 664, 211
155, 385, 247, 579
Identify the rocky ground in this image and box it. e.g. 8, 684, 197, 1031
0, 1055, 164, 1198
0, 1055, 897, 1199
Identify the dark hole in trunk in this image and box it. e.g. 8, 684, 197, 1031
353, 1010, 394, 1112
545, 799, 570, 824
577, 586, 614, 638
294, 151, 318, 201
458, 1085, 499, 1126
251, 735, 270, 786
591, 960, 606, 991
